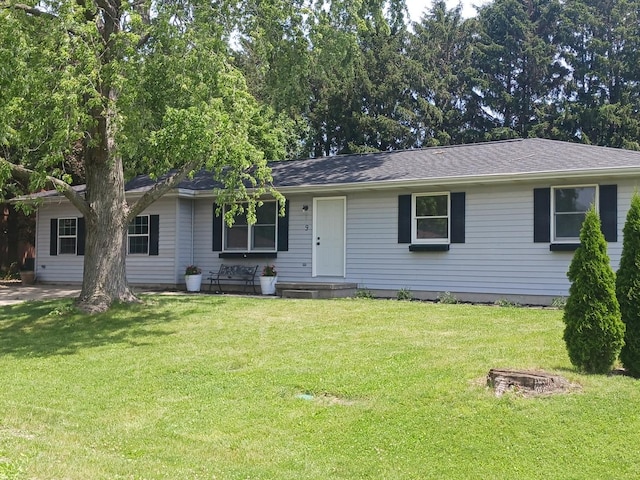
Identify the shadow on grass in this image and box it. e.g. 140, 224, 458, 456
0, 296, 228, 358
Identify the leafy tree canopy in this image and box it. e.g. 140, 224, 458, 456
0, 0, 291, 311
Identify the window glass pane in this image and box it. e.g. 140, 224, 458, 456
416, 218, 448, 239
226, 226, 248, 249
223, 202, 278, 251
555, 213, 586, 239
128, 216, 149, 235
252, 226, 276, 249
129, 236, 149, 254
59, 218, 76, 236
555, 187, 595, 213
416, 195, 448, 217
230, 204, 249, 226
233, 213, 248, 226
256, 202, 277, 224
59, 237, 76, 254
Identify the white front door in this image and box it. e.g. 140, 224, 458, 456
313, 197, 346, 277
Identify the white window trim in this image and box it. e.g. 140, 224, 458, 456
411, 192, 451, 244
222, 201, 278, 252
58, 217, 77, 255
551, 184, 598, 243
127, 214, 150, 255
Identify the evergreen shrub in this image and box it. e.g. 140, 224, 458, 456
563, 207, 625, 373
616, 192, 640, 376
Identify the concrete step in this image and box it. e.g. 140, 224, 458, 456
276, 282, 357, 298
282, 289, 319, 299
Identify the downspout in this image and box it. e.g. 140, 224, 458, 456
34, 208, 38, 281
191, 199, 194, 266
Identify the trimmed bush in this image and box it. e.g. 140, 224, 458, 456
617, 192, 640, 376
563, 206, 625, 374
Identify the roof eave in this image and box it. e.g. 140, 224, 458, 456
265, 166, 640, 194
23, 165, 640, 202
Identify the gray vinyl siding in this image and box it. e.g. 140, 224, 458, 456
125, 198, 177, 284
191, 178, 638, 298
35, 197, 179, 285
343, 182, 627, 297
192, 196, 315, 278
192, 201, 217, 275
175, 198, 194, 283
36, 176, 638, 297
35, 203, 85, 283
280, 197, 314, 278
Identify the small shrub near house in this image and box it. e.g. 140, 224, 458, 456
437, 291, 458, 304
354, 288, 374, 299
616, 192, 640, 376
397, 288, 413, 301
551, 297, 567, 309
563, 206, 625, 374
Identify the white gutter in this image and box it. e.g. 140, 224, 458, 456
28, 165, 640, 203
34, 208, 39, 282
191, 199, 195, 266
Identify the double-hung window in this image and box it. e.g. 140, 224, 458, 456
552, 185, 597, 242
58, 218, 78, 254
128, 215, 150, 254
224, 201, 277, 252
412, 193, 450, 243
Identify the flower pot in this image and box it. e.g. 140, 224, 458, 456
185, 274, 202, 292
259, 275, 278, 295
20, 271, 35, 285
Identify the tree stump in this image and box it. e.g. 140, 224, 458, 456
487, 369, 575, 397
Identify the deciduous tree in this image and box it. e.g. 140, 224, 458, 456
0, 0, 288, 312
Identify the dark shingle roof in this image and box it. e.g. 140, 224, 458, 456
160, 138, 640, 192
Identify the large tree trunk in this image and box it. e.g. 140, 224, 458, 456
76, 153, 139, 313
73, 0, 139, 313
76, 110, 139, 312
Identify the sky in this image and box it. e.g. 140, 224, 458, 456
405, 0, 491, 21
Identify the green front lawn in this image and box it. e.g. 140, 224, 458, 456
0, 296, 638, 479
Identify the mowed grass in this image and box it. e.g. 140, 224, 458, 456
1, 296, 640, 479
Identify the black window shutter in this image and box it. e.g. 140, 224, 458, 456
50, 218, 58, 256
398, 195, 412, 244
599, 184, 617, 242
450, 192, 465, 244
533, 188, 551, 243
213, 203, 223, 251
277, 200, 289, 252
77, 217, 85, 255
149, 214, 160, 255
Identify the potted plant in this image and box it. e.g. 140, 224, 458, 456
184, 265, 202, 292
259, 265, 278, 295
20, 257, 35, 285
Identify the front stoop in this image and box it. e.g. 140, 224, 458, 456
282, 289, 319, 299
276, 282, 358, 299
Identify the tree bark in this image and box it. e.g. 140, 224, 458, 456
75, 99, 139, 312
75, 1, 139, 313
76, 156, 138, 312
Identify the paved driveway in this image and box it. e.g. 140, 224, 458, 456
0, 283, 81, 306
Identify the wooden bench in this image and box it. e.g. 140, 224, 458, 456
207, 264, 259, 294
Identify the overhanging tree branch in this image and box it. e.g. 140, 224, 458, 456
1, 2, 56, 18
127, 160, 201, 221
137, 31, 151, 49
0, 157, 91, 217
